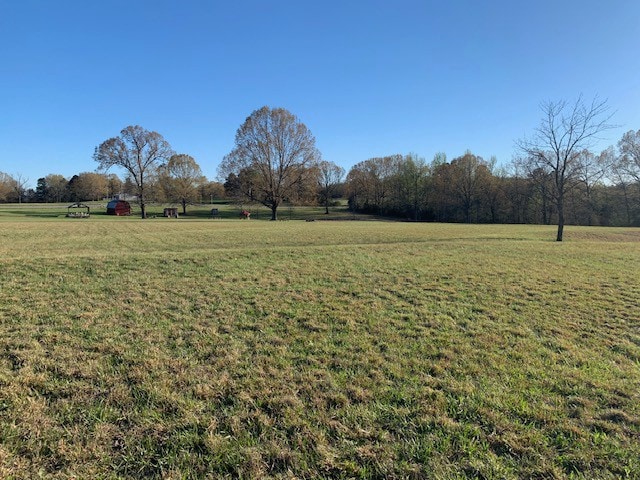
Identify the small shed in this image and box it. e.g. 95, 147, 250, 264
67, 203, 90, 218
106, 200, 132, 216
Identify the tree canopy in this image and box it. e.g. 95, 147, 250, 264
159, 154, 204, 214
219, 106, 321, 220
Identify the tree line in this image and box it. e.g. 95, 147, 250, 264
0, 168, 225, 209
2, 99, 639, 237
345, 146, 638, 227
346, 98, 640, 237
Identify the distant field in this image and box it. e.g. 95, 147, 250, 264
0, 213, 639, 478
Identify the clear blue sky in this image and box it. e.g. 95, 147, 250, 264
1, 0, 639, 188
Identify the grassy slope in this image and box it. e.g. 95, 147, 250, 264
0, 216, 639, 479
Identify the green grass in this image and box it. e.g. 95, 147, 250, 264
0, 213, 639, 478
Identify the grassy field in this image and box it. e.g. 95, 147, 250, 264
0, 209, 639, 478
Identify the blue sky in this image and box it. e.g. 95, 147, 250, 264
1, 0, 639, 187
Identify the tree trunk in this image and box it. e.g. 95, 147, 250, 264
139, 183, 147, 218
556, 197, 564, 242
182, 198, 187, 215
620, 183, 632, 226
271, 205, 278, 221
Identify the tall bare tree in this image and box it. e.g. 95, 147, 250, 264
317, 160, 345, 214
9, 173, 29, 204
219, 106, 321, 220
517, 96, 614, 241
94, 125, 173, 218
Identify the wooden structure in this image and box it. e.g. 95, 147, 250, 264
66, 203, 90, 218
164, 208, 179, 218
106, 200, 132, 216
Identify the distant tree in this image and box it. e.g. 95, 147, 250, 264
69, 172, 109, 201
199, 180, 225, 203
10, 173, 29, 204
106, 173, 123, 199
223, 172, 241, 199
610, 130, 640, 225
45, 174, 69, 202
394, 154, 428, 221
0, 172, 14, 202
432, 152, 447, 167
223, 168, 260, 202
482, 157, 509, 223
346, 155, 400, 215
122, 176, 137, 198
23, 188, 37, 203
35, 178, 48, 202
524, 166, 554, 224
517, 96, 614, 241
219, 106, 321, 220
159, 154, 204, 215
496, 161, 531, 224
607, 160, 634, 225
66, 175, 80, 202
429, 154, 454, 221
617, 129, 640, 183
94, 125, 173, 218
290, 164, 320, 206
448, 152, 491, 223
574, 149, 612, 225
317, 160, 345, 214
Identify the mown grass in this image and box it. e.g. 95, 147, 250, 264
0, 215, 639, 479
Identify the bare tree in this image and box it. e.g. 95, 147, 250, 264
317, 160, 345, 214
517, 96, 614, 241
219, 106, 321, 220
94, 125, 173, 218
6, 173, 30, 204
